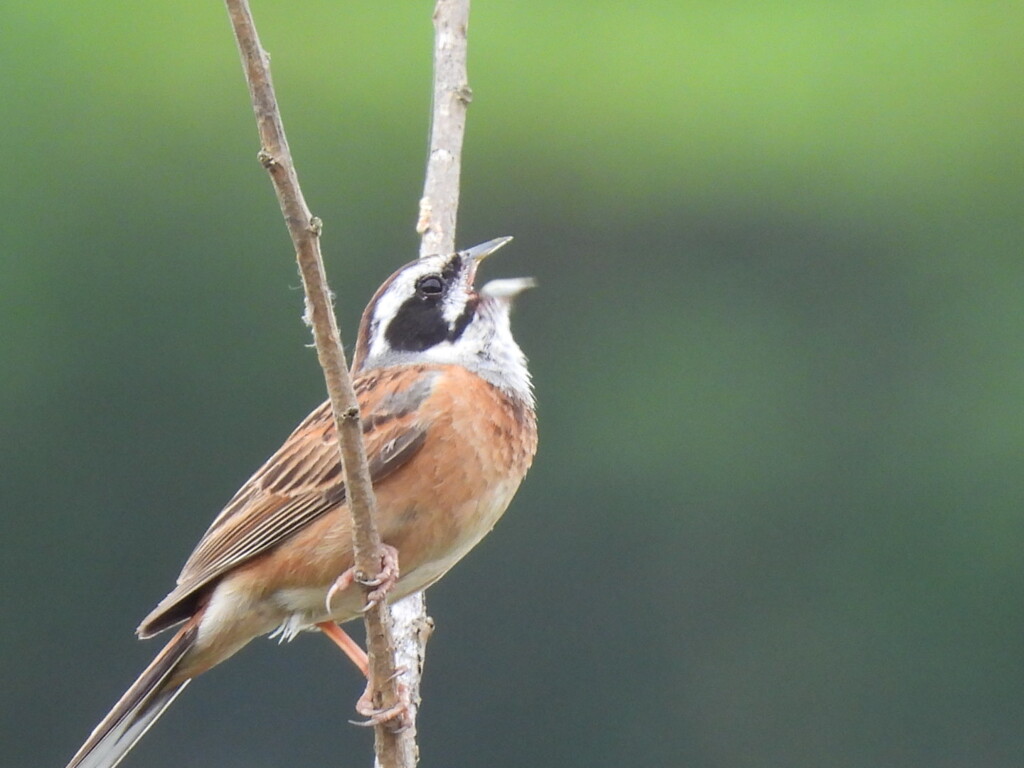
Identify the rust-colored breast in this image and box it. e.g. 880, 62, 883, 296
141, 363, 536, 636
370, 364, 537, 590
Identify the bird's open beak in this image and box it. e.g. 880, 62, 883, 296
461, 237, 535, 300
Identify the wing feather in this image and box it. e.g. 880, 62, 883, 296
138, 367, 439, 637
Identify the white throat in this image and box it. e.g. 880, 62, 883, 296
363, 297, 533, 408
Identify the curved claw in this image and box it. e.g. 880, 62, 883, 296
325, 570, 355, 614
352, 677, 413, 732
325, 544, 400, 615
348, 703, 411, 731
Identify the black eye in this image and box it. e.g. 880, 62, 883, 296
417, 275, 444, 296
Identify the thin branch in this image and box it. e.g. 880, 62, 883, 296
417, 0, 473, 257
384, 1, 473, 761
224, 2, 473, 767
221, 2, 407, 766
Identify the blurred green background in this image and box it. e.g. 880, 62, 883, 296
3, 2, 1022, 766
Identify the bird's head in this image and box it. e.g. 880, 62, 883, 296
353, 237, 534, 405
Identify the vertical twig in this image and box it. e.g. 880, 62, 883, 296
417, 0, 473, 257
224, 1, 474, 766
385, 2, 474, 761
221, 2, 409, 767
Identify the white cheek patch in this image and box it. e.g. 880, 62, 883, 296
366, 254, 471, 362
371, 270, 418, 330
441, 281, 472, 324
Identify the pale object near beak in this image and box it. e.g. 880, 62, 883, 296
480, 277, 537, 300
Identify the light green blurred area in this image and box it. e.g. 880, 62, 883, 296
3, 3, 1022, 767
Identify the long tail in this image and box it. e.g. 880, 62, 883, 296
66, 621, 199, 768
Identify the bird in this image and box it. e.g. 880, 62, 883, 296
65, 237, 537, 768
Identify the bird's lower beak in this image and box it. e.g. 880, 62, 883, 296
480, 276, 537, 300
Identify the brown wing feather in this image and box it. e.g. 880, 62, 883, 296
138, 367, 440, 637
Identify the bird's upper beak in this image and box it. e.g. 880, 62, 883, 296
463, 236, 514, 264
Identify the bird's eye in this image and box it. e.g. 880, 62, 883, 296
417, 275, 444, 296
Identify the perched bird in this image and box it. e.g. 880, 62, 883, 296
66, 237, 537, 768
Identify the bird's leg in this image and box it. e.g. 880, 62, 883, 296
316, 621, 368, 676
318, 625, 412, 730
320, 543, 410, 730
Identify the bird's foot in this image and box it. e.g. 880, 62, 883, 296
325, 543, 400, 614
351, 671, 412, 732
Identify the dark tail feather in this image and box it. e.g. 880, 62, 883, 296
66, 621, 198, 768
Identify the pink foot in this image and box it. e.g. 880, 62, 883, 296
326, 544, 401, 615
352, 673, 412, 732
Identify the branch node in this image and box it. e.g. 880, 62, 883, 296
415, 197, 433, 236
309, 216, 323, 236
257, 148, 277, 168
416, 615, 435, 645
456, 84, 473, 104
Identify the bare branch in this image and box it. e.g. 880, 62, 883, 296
417, 0, 473, 257
380, 3, 474, 764
222, 1, 408, 765
383, 2, 474, 763
224, 2, 474, 766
